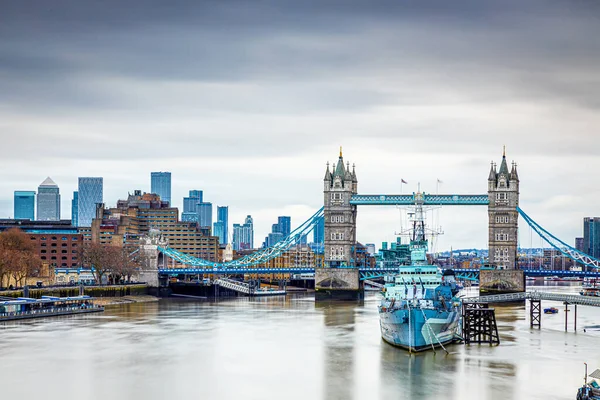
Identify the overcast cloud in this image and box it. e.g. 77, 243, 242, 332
1, 0, 599, 250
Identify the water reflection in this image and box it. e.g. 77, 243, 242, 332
318, 302, 357, 400
1, 293, 599, 400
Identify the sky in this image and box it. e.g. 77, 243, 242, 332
1, 0, 599, 251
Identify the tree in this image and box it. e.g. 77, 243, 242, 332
0, 228, 42, 288
80, 242, 114, 285
109, 247, 140, 284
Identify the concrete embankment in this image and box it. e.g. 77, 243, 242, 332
0, 284, 150, 300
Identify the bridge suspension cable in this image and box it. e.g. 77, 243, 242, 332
517, 207, 600, 270
158, 207, 324, 269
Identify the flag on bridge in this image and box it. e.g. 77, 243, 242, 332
401, 179, 407, 184
437, 179, 443, 184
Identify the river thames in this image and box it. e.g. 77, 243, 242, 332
0, 284, 598, 400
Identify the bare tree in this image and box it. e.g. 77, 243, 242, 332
110, 247, 140, 284
81, 242, 114, 285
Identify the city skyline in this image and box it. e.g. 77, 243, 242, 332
1, 1, 599, 250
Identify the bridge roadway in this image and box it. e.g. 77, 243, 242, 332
462, 291, 600, 307
158, 266, 600, 279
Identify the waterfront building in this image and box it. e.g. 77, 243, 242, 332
487, 149, 519, 269
313, 215, 324, 244
91, 191, 219, 261
583, 217, 600, 258
14, 191, 35, 220
37, 177, 60, 221
150, 172, 171, 205
216, 206, 229, 244
77, 177, 103, 227
198, 202, 212, 229
71, 191, 78, 227
233, 215, 254, 250
0, 219, 82, 269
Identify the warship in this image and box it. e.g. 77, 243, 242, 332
378, 193, 462, 352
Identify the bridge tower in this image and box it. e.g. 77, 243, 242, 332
315, 148, 362, 301
323, 148, 358, 267
487, 148, 519, 269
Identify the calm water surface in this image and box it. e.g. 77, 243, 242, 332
1, 284, 599, 400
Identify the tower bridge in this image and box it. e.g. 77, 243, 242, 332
139, 149, 600, 298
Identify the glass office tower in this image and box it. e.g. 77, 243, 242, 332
151, 172, 171, 205
78, 177, 103, 227
14, 191, 35, 220
37, 177, 60, 221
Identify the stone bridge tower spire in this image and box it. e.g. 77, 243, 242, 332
323, 148, 358, 267
487, 148, 519, 269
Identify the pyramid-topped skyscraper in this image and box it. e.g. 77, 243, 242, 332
37, 176, 61, 221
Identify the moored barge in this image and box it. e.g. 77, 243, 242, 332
0, 295, 104, 322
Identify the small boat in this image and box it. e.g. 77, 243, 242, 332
543, 307, 558, 314
576, 364, 600, 400
562, 276, 583, 282
544, 276, 560, 281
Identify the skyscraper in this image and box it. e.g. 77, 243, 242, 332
71, 191, 78, 227
313, 215, 324, 244
263, 215, 292, 247
576, 237, 584, 252
36, 177, 60, 221
583, 217, 600, 258
216, 206, 229, 244
197, 202, 213, 229
213, 221, 225, 245
78, 177, 103, 227
14, 191, 35, 220
151, 172, 171, 205
181, 189, 202, 222
278, 216, 291, 237
233, 215, 254, 250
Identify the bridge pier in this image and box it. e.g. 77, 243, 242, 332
530, 299, 541, 328
315, 268, 364, 301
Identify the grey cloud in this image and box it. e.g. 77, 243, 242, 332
0, 0, 599, 246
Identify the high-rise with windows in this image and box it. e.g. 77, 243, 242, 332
78, 177, 103, 227
233, 215, 254, 250
182, 190, 202, 222
14, 191, 35, 220
263, 215, 292, 247
216, 206, 229, 244
278, 216, 291, 237
151, 172, 171, 205
197, 202, 212, 229
313, 215, 324, 244
37, 177, 61, 221
583, 217, 600, 258
71, 191, 78, 227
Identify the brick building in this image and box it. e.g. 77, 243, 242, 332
0, 219, 82, 269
